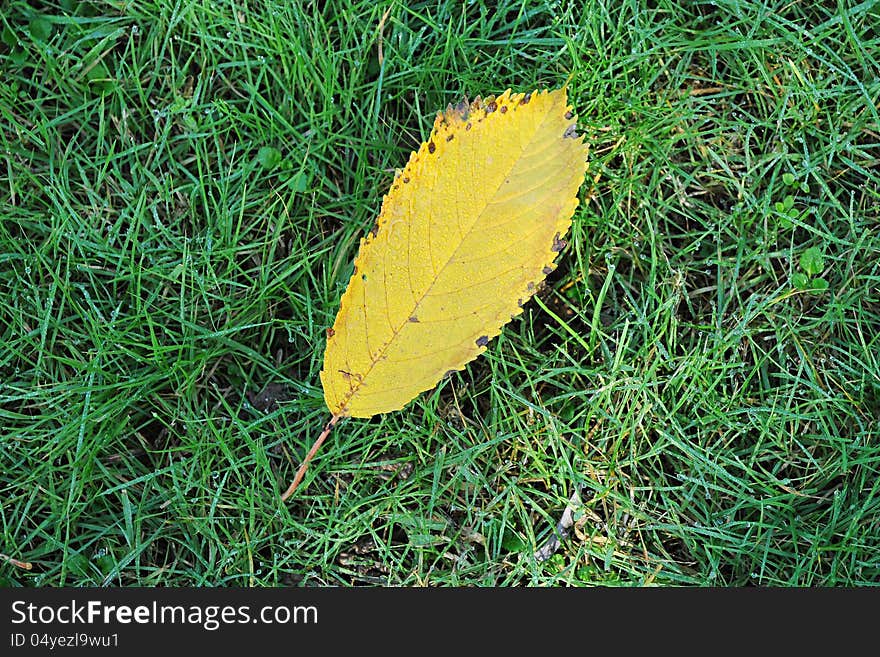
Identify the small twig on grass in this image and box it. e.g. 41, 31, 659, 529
534, 488, 583, 562
0, 553, 33, 570
281, 414, 342, 501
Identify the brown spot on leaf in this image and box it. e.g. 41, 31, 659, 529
476, 335, 489, 347
551, 232, 567, 252
520, 93, 531, 105
339, 370, 363, 383
446, 134, 454, 142
542, 265, 554, 275
408, 315, 419, 323
466, 122, 472, 130
499, 105, 507, 114
428, 141, 436, 153
486, 101, 497, 113
326, 327, 335, 339
517, 298, 524, 307
563, 125, 578, 139
527, 281, 536, 292
565, 110, 573, 119
403, 177, 410, 183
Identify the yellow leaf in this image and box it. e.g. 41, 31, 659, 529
321, 87, 588, 418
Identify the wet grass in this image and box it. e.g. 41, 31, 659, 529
1, 0, 878, 586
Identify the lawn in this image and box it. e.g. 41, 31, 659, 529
1, 0, 878, 586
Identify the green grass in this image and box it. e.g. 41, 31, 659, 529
1, 0, 878, 586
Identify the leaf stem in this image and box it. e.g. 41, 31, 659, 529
281, 413, 341, 501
